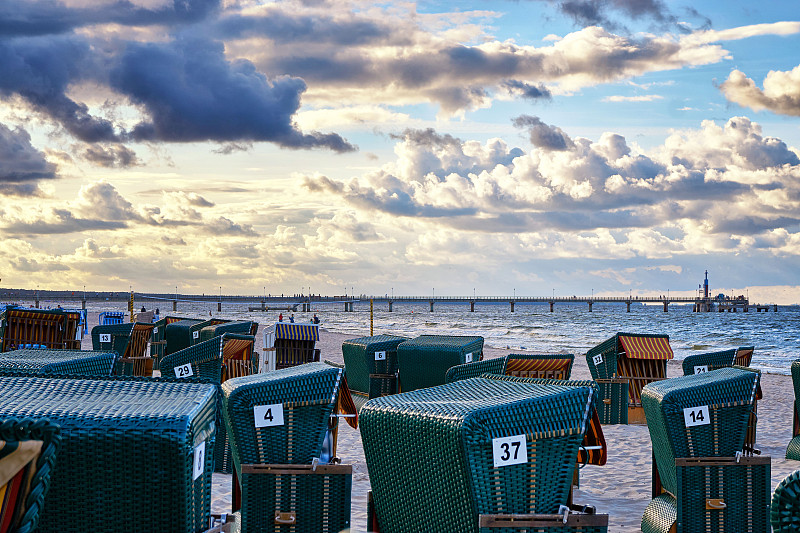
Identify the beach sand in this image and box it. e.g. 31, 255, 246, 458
81, 315, 798, 532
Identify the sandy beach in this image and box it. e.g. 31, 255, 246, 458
80, 315, 799, 532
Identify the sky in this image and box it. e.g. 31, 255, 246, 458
1, 0, 800, 303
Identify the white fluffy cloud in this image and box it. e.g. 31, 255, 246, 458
721, 65, 800, 116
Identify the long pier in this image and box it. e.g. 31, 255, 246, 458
2, 289, 777, 313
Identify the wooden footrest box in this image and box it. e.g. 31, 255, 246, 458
239, 463, 352, 533
479, 512, 608, 532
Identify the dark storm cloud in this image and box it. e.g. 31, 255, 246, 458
534, 0, 681, 30
0, 36, 119, 142
501, 80, 552, 101
513, 115, 574, 151
81, 144, 140, 168
0, 0, 220, 37
109, 37, 355, 151
0, 123, 57, 183
389, 128, 463, 148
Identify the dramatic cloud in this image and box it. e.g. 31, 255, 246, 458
110, 37, 355, 151
720, 66, 800, 116
303, 118, 800, 248
0, 123, 56, 195
0, 0, 220, 37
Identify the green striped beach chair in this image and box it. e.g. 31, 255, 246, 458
0, 374, 217, 533
360, 376, 607, 532
221, 362, 355, 533
341, 334, 408, 409
681, 349, 737, 376
641, 368, 769, 533
396, 335, 484, 392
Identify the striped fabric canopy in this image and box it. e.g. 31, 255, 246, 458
274, 323, 319, 341
506, 357, 571, 374
619, 335, 673, 360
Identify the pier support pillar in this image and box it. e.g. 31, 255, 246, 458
388, 301, 393, 312
218, 301, 222, 312
626, 301, 631, 312
510, 301, 515, 313
775, 304, 779, 312
429, 300, 434, 312
549, 301, 554, 312
588, 302, 593, 312
82, 299, 86, 310
261, 300, 265, 311
470, 301, 474, 312
173, 299, 177, 311
663, 301, 668, 312
35, 299, 39, 309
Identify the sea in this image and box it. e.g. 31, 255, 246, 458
21, 298, 800, 375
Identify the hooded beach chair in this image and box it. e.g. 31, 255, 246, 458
149, 315, 188, 366
787, 360, 800, 460
396, 335, 484, 392
262, 323, 321, 371
165, 318, 227, 356
199, 321, 258, 343
0, 417, 61, 533
586, 332, 673, 424
683, 348, 761, 455
360, 375, 608, 533
221, 362, 357, 532
0, 307, 82, 352
505, 353, 574, 379
341, 335, 408, 409
92, 322, 155, 376
641, 367, 770, 533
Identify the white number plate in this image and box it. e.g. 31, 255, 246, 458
192, 330, 199, 339
254, 404, 285, 428
492, 434, 528, 468
465, 352, 473, 363
374, 351, 386, 361
193, 441, 205, 481
153, 327, 158, 334
684, 405, 710, 427
694, 365, 708, 374
99, 333, 111, 343
174, 364, 194, 378
592, 354, 603, 366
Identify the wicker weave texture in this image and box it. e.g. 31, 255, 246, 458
239, 467, 351, 533
0, 375, 217, 533
341, 335, 408, 397
360, 378, 595, 533
771, 469, 800, 532
445, 357, 507, 383
0, 417, 61, 533
596, 379, 628, 425
200, 321, 258, 343
164, 319, 205, 355
681, 349, 737, 376
91, 323, 134, 356
642, 367, 759, 497
396, 335, 484, 392
675, 459, 770, 532
221, 362, 343, 470
641, 494, 677, 533
0, 349, 116, 376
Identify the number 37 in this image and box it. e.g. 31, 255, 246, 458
492, 434, 528, 467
